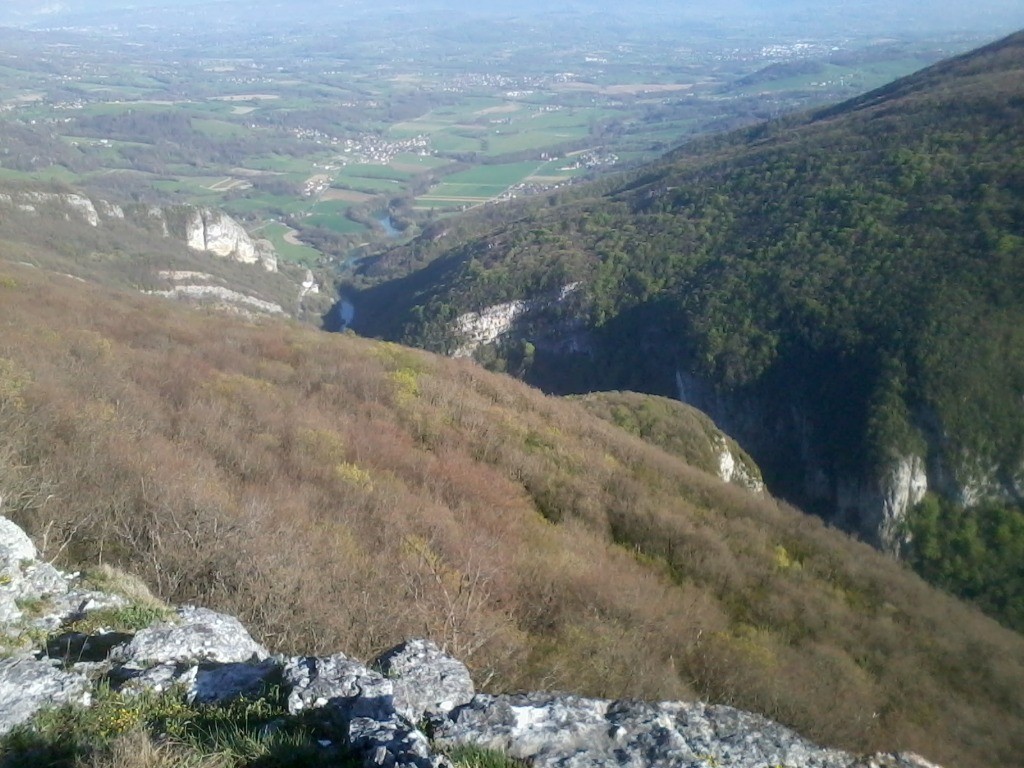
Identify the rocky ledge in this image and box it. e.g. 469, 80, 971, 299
0, 513, 938, 768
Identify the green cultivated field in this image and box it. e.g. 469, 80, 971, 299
258, 222, 322, 265
303, 200, 367, 234
334, 174, 406, 194
418, 159, 576, 207
338, 164, 413, 181
389, 101, 608, 159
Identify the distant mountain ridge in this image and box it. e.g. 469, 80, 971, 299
353, 29, 1024, 554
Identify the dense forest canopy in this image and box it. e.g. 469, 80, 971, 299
353, 31, 1024, 624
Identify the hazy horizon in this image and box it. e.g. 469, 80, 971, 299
2, 0, 1023, 39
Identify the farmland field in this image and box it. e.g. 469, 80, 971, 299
258, 222, 322, 266
418, 159, 580, 208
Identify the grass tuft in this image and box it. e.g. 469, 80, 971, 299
0, 685, 342, 768
443, 744, 525, 768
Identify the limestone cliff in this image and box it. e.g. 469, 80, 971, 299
674, 368, 908, 549
0, 191, 100, 227
451, 283, 584, 358
453, 300, 530, 358
835, 455, 928, 552
183, 207, 278, 272
0, 190, 279, 272
441, 288, 979, 551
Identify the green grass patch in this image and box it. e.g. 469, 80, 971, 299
260, 222, 324, 265
66, 604, 175, 635
479, 129, 585, 156
425, 132, 485, 153
311, 199, 356, 214
76, 102, 171, 118
223, 194, 311, 217
443, 744, 524, 768
412, 200, 468, 211
0, 166, 81, 183
191, 119, 248, 139
332, 176, 404, 194
150, 179, 226, 200
0, 685, 339, 768
337, 164, 412, 181
388, 153, 451, 171
242, 155, 318, 174
303, 211, 367, 235
421, 160, 558, 203
439, 161, 545, 187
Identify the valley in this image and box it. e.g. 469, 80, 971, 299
0, 5, 1009, 269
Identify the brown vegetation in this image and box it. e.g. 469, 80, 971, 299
1, 258, 1023, 767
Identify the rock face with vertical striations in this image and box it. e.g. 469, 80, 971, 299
184, 208, 278, 272
0, 190, 280, 273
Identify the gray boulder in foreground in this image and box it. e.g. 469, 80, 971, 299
431, 693, 942, 768
284, 653, 394, 718
111, 658, 281, 705
110, 605, 269, 666
0, 516, 37, 565
283, 654, 447, 768
0, 515, 69, 627
0, 657, 90, 736
374, 638, 475, 723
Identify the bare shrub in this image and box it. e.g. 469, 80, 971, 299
0, 260, 1022, 767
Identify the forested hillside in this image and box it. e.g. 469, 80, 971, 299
2, 258, 1024, 767
352, 32, 1024, 617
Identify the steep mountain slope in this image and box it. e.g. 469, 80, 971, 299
353, 30, 1024, 557
2, 258, 1024, 768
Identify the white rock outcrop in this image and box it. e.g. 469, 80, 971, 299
0, 193, 280, 276
714, 434, 765, 494
110, 606, 269, 667
300, 268, 320, 297
373, 638, 475, 723
0, 658, 91, 736
453, 300, 529, 358
63, 194, 100, 227
0, 192, 280, 273
156, 270, 218, 282
7, 192, 100, 227
185, 208, 278, 272
451, 283, 582, 358
146, 285, 285, 317
97, 200, 125, 220
836, 454, 928, 551
146, 205, 170, 236
433, 693, 938, 768
883, 454, 928, 537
